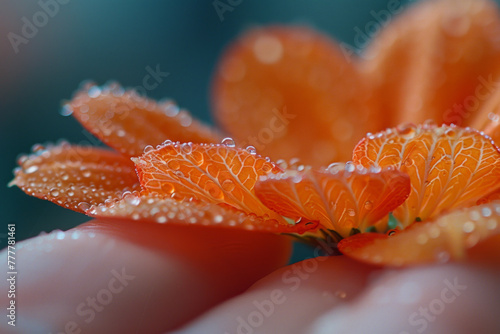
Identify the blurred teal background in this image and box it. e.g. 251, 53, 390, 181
0, 0, 443, 250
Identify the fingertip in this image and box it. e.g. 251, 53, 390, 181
176, 256, 377, 334
0, 219, 292, 333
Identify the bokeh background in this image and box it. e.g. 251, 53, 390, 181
0, 0, 462, 252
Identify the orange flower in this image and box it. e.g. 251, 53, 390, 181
11, 0, 500, 267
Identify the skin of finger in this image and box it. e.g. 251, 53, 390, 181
173, 256, 378, 334
309, 263, 500, 334
0, 219, 291, 334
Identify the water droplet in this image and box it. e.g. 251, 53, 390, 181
364, 201, 373, 210
487, 219, 498, 230
178, 111, 192, 127
56, 231, 65, 240
276, 159, 288, 170
423, 119, 436, 127
463, 221, 475, 233
78, 202, 90, 211
143, 145, 155, 153
168, 160, 181, 170
481, 207, 492, 218
469, 210, 481, 221
16, 155, 28, 165
162, 102, 180, 117
428, 226, 440, 238
445, 128, 456, 137
387, 229, 397, 236
189, 151, 204, 166
60, 105, 73, 116
181, 142, 193, 154
326, 162, 342, 173
436, 251, 450, 263
88, 86, 102, 98
345, 162, 355, 172
347, 209, 356, 217
253, 35, 283, 64
31, 144, 46, 152
221, 179, 235, 191
206, 182, 223, 199
335, 290, 347, 299
162, 139, 173, 146
292, 175, 303, 183
214, 215, 223, 223
356, 165, 367, 174
161, 183, 175, 194
222, 137, 236, 147
71, 231, 81, 240
82, 170, 91, 178
416, 234, 428, 245
24, 166, 39, 174
488, 112, 500, 123
50, 188, 60, 197
246, 146, 257, 155
156, 216, 167, 223
397, 123, 416, 139
79, 104, 89, 113
404, 158, 413, 167
124, 193, 141, 206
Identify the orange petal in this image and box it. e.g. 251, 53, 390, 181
477, 188, 500, 205
254, 164, 410, 238
133, 141, 285, 222
470, 86, 500, 145
88, 194, 316, 234
338, 202, 500, 266
212, 26, 378, 166
66, 83, 221, 157
362, 0, 500, 126
10, 142, 140, 213
353, 124, 500, 226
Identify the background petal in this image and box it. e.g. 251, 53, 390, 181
362, 0, 500, 127
212, 26, 379, 166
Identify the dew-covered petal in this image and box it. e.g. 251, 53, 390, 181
66, 82, 221, 157
353, 124, 500, 227
212, 26, 379, 166
254, 164, 410, 238
88, 194, 316, 234
10, 142, 140, 213
362, 0, 500, 127
133, 141, 287, 223
338, 202, 500, 266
